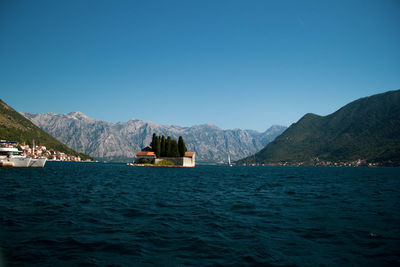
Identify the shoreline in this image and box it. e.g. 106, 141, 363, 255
126, 163, 194, 168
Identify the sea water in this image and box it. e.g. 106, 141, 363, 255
1, 162, 399, 266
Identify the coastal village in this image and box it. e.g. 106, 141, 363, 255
241, 158, 380, 167
0, 140, 87, 162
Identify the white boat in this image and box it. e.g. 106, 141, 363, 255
228, 154, 232, 167
29, 157, 47, 168
0, 147, 47, 168
0, 147, 31, 167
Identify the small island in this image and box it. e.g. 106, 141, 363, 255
128, 134, 195, 167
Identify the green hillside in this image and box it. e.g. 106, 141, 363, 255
238, 90, 400, 166
0, 99, 92, 160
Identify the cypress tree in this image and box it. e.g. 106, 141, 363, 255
154, 135, 161, 157
150, 133, 157, 149
160, 135, 166, 157
178, 136, 187, 157
166, 136, 172, 157
171, 140, 180, 157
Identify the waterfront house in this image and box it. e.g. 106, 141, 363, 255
183, 152, 196, 167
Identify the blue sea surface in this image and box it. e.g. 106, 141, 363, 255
1, 162, 399, 266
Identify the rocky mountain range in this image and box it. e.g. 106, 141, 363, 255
23, 112, 286, 163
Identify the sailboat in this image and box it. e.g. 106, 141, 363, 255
228, 154, 232, 167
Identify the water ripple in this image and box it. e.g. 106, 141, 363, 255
1, 163, 399, 266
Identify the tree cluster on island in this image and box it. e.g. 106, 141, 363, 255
149, 133, 187, 158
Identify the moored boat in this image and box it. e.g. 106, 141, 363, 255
0, 146, 47, 168
0, 147, 31, 167
28, 157, 47, 168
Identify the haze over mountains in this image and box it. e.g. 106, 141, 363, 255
238, 89, 400, 166
23, 112, 286, 163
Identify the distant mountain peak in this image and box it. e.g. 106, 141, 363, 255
191, 123, 221, 130
68, 111, 90, 119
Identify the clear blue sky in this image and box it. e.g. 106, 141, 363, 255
1, 0, 399, 131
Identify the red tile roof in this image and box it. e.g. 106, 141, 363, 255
136, 151, 156, 156
184, 152, 195, 157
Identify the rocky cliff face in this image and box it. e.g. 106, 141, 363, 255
23, 112, 286, 162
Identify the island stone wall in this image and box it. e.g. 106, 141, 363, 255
154, 156, 195, 167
